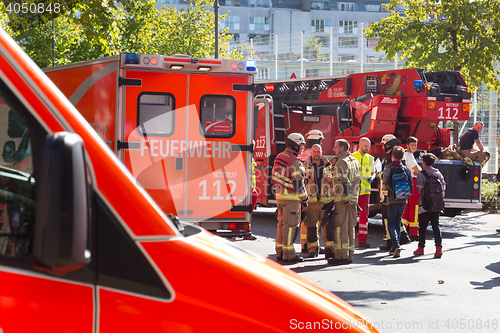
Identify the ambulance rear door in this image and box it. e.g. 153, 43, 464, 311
186, 69, 253, 227
120, 56, 188, 216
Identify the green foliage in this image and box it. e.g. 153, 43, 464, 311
481, 179, 499, 212
0, 0, 242, 68
365, 0, 500, 91
302, 35, 326, 62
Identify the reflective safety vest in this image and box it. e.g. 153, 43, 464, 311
352, 151, 374, 195
271, 148, 307, 201
305, 155, 333, 204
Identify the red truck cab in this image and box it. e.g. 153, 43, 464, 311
0, 28, 379, 332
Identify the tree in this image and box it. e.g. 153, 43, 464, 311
302, 35, 326, 62
0, 0, 242, 68
365, 0, 500, 91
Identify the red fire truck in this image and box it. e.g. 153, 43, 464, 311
44, 54, 256, 237
0, 27, 380, 332
253, 68, 482, 216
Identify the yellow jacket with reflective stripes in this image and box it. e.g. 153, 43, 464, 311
330, 151, 361, 204
352, 151, 374, 195
271, 147, 308, 201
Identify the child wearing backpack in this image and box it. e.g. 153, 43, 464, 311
413, 153, 446, 258
382, 146, 413, 258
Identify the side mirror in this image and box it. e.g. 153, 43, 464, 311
33, 132, 91, 276
2, 140, 16, 163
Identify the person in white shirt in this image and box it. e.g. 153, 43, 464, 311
402, 136, 421, 241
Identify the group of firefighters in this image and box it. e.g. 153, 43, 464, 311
269, 130, 431, 264
269, 121, 493, 264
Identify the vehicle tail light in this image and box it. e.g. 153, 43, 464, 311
225, 222, 250, 231
427, 101, 436, 110
473, 190, 479, 197
474, 169, 479, 175
463, 104, 470, 112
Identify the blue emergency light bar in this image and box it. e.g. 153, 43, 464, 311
246, 60, 256, 71
413, 80, 425, 93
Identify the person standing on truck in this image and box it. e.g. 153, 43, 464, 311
458, 121, 490, 165
298, 129, 325, 253
271, 133, 308, 263
413, 153, 445, 258
402, 136, 421, 241
382, 146, 412, 258
378, 135, 411, 251
352, 137, 375, 248
303, 144, 334, 259
329, 139, 361, 265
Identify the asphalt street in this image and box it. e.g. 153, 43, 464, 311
233, 208, 500, 333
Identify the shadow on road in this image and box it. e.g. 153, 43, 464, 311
330, 290, 439, 308
470, 261, 500, 290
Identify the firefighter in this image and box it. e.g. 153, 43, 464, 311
303, 144, 334, 259
458, 121, 490, 167
352, 137, 375, 248
271, 133, 308, 263
329, 139, 361, 265
378, 134, 411, 251
298, 129, 325, 253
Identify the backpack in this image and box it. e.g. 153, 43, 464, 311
421, 170, 445, 212
388, 166, 412, 200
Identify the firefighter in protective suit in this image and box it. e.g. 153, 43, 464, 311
298, 129, 325, 253
329, 139, 361, 265
271, 133, 308, 263
303, 144, 335, 259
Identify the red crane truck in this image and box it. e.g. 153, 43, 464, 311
253, 68, 481, 216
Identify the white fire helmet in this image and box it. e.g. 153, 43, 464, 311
307, 129, 325, 140
381, 134, 397, 145
287, 133, 306, 145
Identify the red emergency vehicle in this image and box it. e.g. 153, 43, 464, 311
253, 69, 481, 216
44, 54, 255, 237
0, 28, 380, 332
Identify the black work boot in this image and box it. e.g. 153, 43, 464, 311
379, 239, 391, 251
324, 248, 335, 260
400, 231, 411, 245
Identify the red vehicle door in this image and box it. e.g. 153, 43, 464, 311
185, 73, 250, 221
122, 70, 188, 216
0, 91, 94, 333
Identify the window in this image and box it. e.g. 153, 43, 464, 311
250, 17, 269, 30
311, 19, 330, 32
137, 93, 175, 137
339, 37, 358, 48
200, 96, 236, 138
367, 38, 379, 48
230, 34, 240, 43
249, 0, 269, 7
311, 1, 330, 10
222, 16, 240, 30
338, 2, 355, 11
339, 20, 357, 33
338, 54, 356, 62
0, 90, 36, 258
366, 3, 386, 12
257, 68, 271, 80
